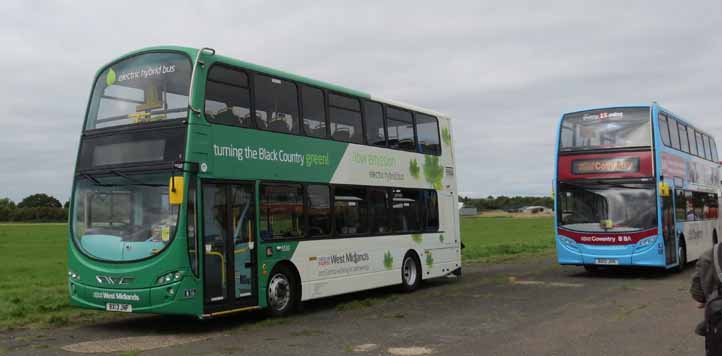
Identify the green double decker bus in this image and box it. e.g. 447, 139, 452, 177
68, 46, 460, 318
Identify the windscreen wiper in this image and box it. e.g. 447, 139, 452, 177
82, 173, 100, 185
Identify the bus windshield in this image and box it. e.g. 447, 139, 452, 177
557, 182, 657, 232
71, 172, 179, 262
559, 107, 651, 152
85, 52, 191, 130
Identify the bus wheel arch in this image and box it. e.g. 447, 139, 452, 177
400, 250, 422, 292
266, 260, 301, 317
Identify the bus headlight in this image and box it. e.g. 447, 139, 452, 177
156, 271, 183, 285
68, 271, 80, 281
637, 236, 657, 247
559, 236, 578, 250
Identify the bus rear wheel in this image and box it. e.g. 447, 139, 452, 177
400, 253, 421, 292
266, 265, 298, 317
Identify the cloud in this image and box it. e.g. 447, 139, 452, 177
1, 0, 722, 202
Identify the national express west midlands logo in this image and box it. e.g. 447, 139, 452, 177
318, 252, 370, 266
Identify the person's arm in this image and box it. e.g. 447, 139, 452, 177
691, 263, 706, 303
691, 250, 717, 303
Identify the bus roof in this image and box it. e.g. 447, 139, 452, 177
101, 45, 449, 119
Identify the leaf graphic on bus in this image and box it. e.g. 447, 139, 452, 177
384, 251, 393, 270
442, 127, 451, 146
411, 233, 423, 244
439, 234, 444, 243
106, 68, 116, 86
426, 251, 434, 268
423, 155, 444, 190
409, 159, 420, 179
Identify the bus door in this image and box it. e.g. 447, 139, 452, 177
201, 181, 257, 312
661, 186, 677, 265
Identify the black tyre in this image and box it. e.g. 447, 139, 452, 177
400, 253, 421, 292
266, 264, 298, 317
675, 243, 687, 273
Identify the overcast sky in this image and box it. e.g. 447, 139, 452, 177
2, 0, 722, 203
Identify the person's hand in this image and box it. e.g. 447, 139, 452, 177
698, 302, 706, 309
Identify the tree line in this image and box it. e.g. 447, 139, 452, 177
459, 195, 553, 211
0, 194, 68, 222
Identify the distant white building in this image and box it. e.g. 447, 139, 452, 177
459, 206, 478, 216
520, 206, 551, 214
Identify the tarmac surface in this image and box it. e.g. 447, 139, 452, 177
0, 254, 705, 355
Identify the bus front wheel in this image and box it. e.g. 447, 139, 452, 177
674, 244, 687, 273
266, 264, 298, 317
400, 253, 421, 292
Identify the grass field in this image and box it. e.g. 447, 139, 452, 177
0, 216, 553, 330
0, 224, 112, 331
461, 216, 554, 262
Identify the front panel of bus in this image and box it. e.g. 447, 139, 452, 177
67, 50, 202, 316
554, 107, 665, 267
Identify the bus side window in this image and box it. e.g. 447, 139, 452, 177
260, 183, 304, 239
391, 188, 420, 232
678, 124, 690, 153
687, 127, 698, 156
711, 138, 719, 162
204, 66, 252, 127
668, 117, 681, 150
675, 189, 687, 222
368, 188, 390, 233
704, 135, 713, 161
693, 191, 705, 220
363, 101, 386, 147
254, 75, 300, 134
424, 190, 440, 231
696, 132, 705, 159
658, 115, 671, 147
386, 106, 416, 152
707, 194, 719, 220
415, 113, 441, 155
301, 86, 327, 138
333, 186, 369, 235
328, 93, 363, 144
306, 184, 331, 237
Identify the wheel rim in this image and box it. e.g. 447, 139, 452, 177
268, 273, 291, 311
403, 257, 417, 285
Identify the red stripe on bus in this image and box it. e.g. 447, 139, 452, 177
558, 227, 658, 245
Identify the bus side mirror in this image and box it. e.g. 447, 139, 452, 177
169, 176, 185, 205
659, 182, 670, 197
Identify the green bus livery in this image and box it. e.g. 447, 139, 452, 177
68, 46, 460, 318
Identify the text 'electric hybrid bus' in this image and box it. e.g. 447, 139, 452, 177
68, 46, 460, 318
555, 103, 720, 271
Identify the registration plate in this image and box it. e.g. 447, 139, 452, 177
595, 258, 619, 265
106, 303, 133, 313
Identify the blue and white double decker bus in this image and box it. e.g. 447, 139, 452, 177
554, 103, 721, 271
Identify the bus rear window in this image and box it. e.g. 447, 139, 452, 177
85, 52, 191, 130
559, 107, 651, 152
